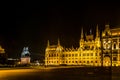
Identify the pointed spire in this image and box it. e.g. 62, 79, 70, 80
105, 24, 110, 29
58, 38, 60, 46
72, 45, 74, 49
85, 32, 87, 37
81, 27, 84, 39
47, 40, 50, 47
96, 24, 99, 37
90, 29, 92, 35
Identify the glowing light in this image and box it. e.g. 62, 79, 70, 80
45, 25, 120, 67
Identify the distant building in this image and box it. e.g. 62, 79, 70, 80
20, 47, 31, 65
7, 58, 20, 66
45, 24, 120, 66
0, 45, 7, 64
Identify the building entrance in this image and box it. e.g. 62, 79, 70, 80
103, 57, 111, 66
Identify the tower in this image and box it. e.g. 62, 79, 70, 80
45, 39, 63, 66
45, 40, 50, 65
102, 24, 112, 66
57, 38, 60, 46
79, 27, 84, 49
47, 40, 50, 47
95, 24, 101, 48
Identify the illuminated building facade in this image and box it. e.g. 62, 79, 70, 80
21, 47, 31, 64
45, 24, 120, 66
0, 46, 5, 54
102, 24, 120, 66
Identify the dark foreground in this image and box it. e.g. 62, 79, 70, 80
0, 66, 120, 80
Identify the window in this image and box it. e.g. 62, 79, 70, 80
113, 39, 117, 42
69, 54, 71, 57
75, 61, 78, 63
87, 53, 89, 56
66, 61, 67, 63
75, 54, 78, 57
51, 54, 53, 57
91, 53, 93, 56
69, 61, 71, 63
79, 54, 81, 56
95, 61, 97, 63
62, 54, 65, 57
83, 53, 86, 56
85, 46, 90, 50
87, 61, 89, 63
72, 54, 74, 57
113, 51, 118, 54
113, 57, 117, 61
91, 61, 93, 63
49, 54, 50, 57
105, 32, 109, 36
54, 54, 56, 57
114, 44, 116, 49
91, 46, 94, 50
66, 54, 68, 57
95, 53, 97, 56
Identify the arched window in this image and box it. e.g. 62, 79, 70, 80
113, 57, 117, 61
114, 44, 116, 49
105, 32, 109, 36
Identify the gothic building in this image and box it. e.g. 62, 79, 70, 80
102, 24, 120, 66
45, 24, 120, 66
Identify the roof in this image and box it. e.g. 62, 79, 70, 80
111, 28, 120, 36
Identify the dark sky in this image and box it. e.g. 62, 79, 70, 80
1, 1, 120, 61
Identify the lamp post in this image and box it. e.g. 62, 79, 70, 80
110, 35, 112, 68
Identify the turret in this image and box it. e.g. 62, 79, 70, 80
58, 38, 60, 46
47, 40, 50, 47
80, 27, 84, 49
95, 24, 101, 48
96, 24, 99, 37
81, 27, 84, 39
102, 24, 111, 37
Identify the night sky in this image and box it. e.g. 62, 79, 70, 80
1, 1, 120, 61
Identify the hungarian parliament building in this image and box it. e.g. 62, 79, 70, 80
45, 24, 120, 66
